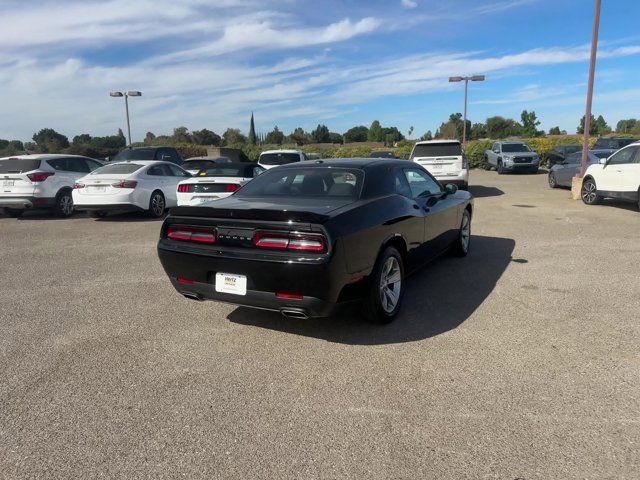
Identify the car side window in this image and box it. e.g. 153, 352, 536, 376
66, 157, 89, 173
566, 153, 580, 164
253, 166, 265, 177
167, 164, 189, 177
84, 159, 102, 172
403, 168, 442, 198
607, 146, 638, 165
393, 170, 412, 198
46, 158, 66, 171
147, 165, 165, 176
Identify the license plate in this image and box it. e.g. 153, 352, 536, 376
215, 273, 247, 295
430, 164, 443, 170
91, 186, 107, 192
3, 180, 15, 187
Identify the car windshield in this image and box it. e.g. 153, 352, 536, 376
501, 143, 531, 152
92, 163, 144, 175
199, 165, 248, 177
563, 145, 581, 154
370, 151, 395, 158
411, 143, 461, 158
594, 138, 634, 149
0, 158, 42, 173
259, 152, 300, 166
236, 167, 364, 198
593, 151, 612, 159
184, 160, 213, 170
113, 148, 155, 161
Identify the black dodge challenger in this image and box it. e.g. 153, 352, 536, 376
157, 158, 473, 323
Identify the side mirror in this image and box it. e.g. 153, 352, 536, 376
445, 183, 458, 195
403, 154, 410, 160
599, 158, 607, 165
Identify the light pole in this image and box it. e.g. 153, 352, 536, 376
449, 75, 485, 144
110, 91, 142, 146
578, 0, 601, 179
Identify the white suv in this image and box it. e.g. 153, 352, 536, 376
258, 149, 307, 170
409, 140, 469, 189
581, 142, 640, 210
0, 154, 103, 218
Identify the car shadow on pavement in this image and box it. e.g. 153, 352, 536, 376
227, 235, 516, 345
467, 185, 504, 198
95, 212, 166, 222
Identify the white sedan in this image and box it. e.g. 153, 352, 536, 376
72, 160, 191, 218
177, 163, 265, 206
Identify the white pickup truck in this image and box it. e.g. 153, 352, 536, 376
484, 141, 540, 174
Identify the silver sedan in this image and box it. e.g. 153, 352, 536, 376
548, 149, 615, 188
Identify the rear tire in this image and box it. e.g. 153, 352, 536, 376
89, 210, 108, 219
148, 191, 166, 218
581, 178, 602, 205
54, 190, 74, 218
361, 246, 404, 324
548, 172, 558, 188
4, 208, 23, 218
451, 209, 471, 257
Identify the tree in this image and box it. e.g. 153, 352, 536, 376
172, 126, 191, 143
117, 128, 126, 143
407, 126, 414, 138
485, 116, 520, 139
520, 110, 543, 137
380, 126, 404, 144
287, 127, 310, 145
72, 134, 92, 145
343, 125, 369, 142
548, 126, 562, 135
9, 140, 24, 151
311, 124, 330, 143
328, 132, 343, 144
420, 130, 433, 141
469, 123, 487, 140
192, 128, 221, 146
32, 128, 69, 153
578, 114, 611, 135
368, 120, 383, 142
435, 122, 458, 139
616, 118, 637, 134
144, 132, 156, 144
222, 128, 247, 146
248, 112, 257, 145
265, 126, 284, 145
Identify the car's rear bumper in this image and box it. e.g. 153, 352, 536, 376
0, 196, 55, 210
74, 203, 145, 212
157, 242, 358, 318
431, 170, 469, 186
176, 192, 233, 207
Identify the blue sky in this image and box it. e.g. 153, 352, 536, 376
1, 0, 640, 142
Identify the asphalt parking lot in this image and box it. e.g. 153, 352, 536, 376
1, 169, 639, 479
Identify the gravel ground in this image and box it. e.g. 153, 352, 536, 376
1, 169, 639, 479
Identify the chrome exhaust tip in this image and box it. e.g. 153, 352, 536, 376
280, 309, 309, 320
182, 292, 203, 301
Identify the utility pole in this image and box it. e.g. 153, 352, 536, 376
110, 91, 142, 146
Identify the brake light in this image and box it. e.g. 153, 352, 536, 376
276, 292, 304, 300
27, 171, 54, 182
253, 232, 326, 252
112, 180, 138, 189
73, 182, 85, 189
177, 184, 192, 193
225, 184, 241, 192
167, 225, 216, 244
462, 155, 469, 169
176, 277, 194, 285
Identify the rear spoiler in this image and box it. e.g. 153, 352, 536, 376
169, 205, 330, 224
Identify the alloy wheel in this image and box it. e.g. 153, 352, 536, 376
460, 212, 471, 253
581, 180, 597, 204
548, 173, 557, 188
59, 194, 73, 216
379, 256, 402, 314
151, 193, 165, 217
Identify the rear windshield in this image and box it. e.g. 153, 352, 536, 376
593, 151, 612, 159
501, 143, 531, 153
91, 163, 144, 175
259, 152, 300, 166
113, 148, 155, 161
199, 165, 248, 177
563, 145, 581, 154
371, 151, 396, 158
411, 144, 461, 158
236, 167, 363, 198
0, 158, 42, 173
594, 138, 635, 149
183, 160, 213, 170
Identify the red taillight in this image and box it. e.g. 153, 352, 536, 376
178, 184, 192, 193
253, 232, 326, 252
462, 155, 469, 169
276, 292, 304, 300
167, 225, 216, 244
112, 180, 137, 189
225, 184, 241, 192
176, 277, 194, 285
27, 171, 54, 182
73, 182, 85, 189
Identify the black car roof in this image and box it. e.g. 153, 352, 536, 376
275, 158, 407, 169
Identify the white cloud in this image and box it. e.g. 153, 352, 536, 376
401, 0, 418, 8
